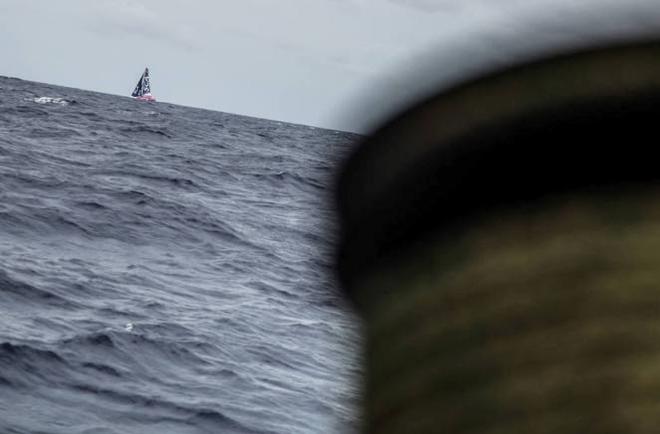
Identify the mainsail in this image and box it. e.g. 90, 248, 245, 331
131, 68, 152, 98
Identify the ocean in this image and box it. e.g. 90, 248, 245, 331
0, 76, 362, 434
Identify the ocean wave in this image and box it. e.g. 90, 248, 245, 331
0, 341, 70, 388
79, 361, 123, 378
247, 170, 327, 193
91, 171, 199, 190
12, 104, 50, 116
0, 270, 76, 308
61, 330, 212, 368
119, 125, 173, 138
188, 409, 266, 434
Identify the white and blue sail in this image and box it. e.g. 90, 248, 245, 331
131, 68, 156, 101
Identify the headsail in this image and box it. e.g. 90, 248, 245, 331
131, 68, 152, 98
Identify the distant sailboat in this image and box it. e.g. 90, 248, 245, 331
131, 67, 156, 102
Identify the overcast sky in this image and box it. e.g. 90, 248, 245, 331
2, 0, 660, 132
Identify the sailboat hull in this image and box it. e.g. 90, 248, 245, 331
134, 94, 156, 102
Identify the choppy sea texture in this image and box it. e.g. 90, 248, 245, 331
0, 76, 362, 434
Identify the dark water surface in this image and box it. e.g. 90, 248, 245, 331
0, 76, 362, 434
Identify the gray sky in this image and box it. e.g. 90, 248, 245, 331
2, 0, 660, 132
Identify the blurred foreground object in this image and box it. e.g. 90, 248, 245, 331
337, 38, 660, 433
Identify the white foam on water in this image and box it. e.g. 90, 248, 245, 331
31, 96, 69, 106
